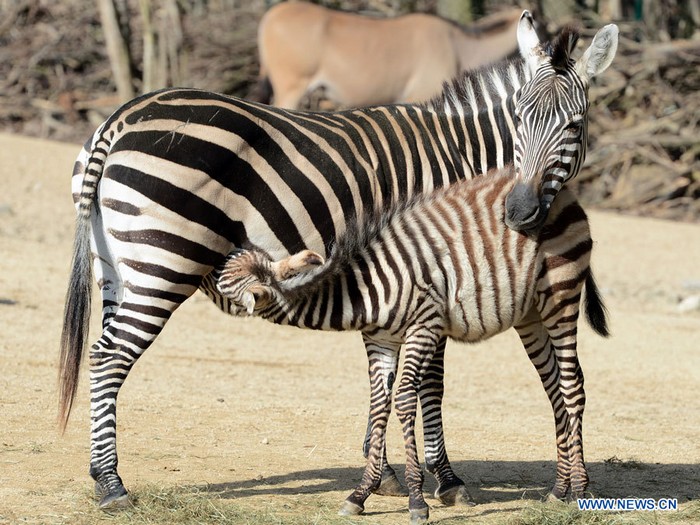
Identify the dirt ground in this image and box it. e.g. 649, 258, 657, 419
1, 132, 699, 524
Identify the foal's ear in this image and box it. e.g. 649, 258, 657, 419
575, 24, 619, 81
241, 290, 257, 315
517, 10, 545, 76
241, 284, 272, 315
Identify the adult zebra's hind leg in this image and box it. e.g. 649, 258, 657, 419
89, 280, 196, 508
420, 338, 471, 506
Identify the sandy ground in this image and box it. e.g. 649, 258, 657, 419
1, 132, 699, 524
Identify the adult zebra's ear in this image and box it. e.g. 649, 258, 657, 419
575, 24, 619, 82
517, 10, 545, 76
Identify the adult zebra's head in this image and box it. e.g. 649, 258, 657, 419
505, 12, 618, 231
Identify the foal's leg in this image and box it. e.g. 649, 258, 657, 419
515, 309, 572, 500
395, 327, 442, 525
340, 338, 401, 515
542, 302, 588, 498
420, 338, 471, 506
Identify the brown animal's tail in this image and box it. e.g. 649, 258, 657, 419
248, 75, 273, 105
584, 269, 610, 337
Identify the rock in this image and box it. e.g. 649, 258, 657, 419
677, 295, 700, 313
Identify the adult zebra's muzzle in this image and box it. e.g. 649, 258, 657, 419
504, 181, 548, 232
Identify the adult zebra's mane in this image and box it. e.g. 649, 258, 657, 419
423, 56, 528, 112
424, 25, 581, 114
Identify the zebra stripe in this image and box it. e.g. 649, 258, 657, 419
214, 167, 610, 521
59, 15, 618, 511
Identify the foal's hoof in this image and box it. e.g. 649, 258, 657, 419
436, 484, 474, 507
546, 491, 566, 503
372, 472, 409, 497
338, 500, 364, 516
409, 506, 429, 525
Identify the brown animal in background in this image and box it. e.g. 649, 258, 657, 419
249, 1, 524, 110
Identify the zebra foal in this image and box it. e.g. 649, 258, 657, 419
215, 166, 609, 524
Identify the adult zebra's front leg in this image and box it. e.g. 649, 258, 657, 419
341, 337, 402, 515
395, 326, 444, 525
420, 338, 471, 506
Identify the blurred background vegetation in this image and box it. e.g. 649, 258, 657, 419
0, 0, 698, 220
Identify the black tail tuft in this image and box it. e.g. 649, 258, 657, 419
584, 269, 610, 337
58, 216, 93, 432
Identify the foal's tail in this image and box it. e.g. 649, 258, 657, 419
584, 269, 610, 337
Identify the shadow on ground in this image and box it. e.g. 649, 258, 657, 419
200, 459, 700, 504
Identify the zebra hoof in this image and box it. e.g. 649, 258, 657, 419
95, 480, 129, 509
372, 472, 409, 497
98, 488, 130, 510
546, 491, 566, 503
409, 506, 429, 525
338, 500, 364, 516
436, 484, 474, 507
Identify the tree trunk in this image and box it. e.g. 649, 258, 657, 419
97, 0, 135, 102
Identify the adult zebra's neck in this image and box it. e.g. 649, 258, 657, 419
422, 56, 529, 177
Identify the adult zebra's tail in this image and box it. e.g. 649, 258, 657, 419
58, 131, 111, 432
584, 270, 610, 337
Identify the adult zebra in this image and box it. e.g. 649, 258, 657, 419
58, 12, 618, 509
214, 165, 610, 524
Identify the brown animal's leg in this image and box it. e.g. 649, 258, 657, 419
271, 80, 311, 110
542, 302, 588, 498
515, 309, 571, 500
339, 338, 401, 515
298, 85, 343, 112
395, 328, 442, 525
421, 338, 472, 506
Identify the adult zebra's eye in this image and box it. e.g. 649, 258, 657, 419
564, 120, 582, 134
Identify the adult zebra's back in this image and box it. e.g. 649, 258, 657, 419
58, 13, 619, 510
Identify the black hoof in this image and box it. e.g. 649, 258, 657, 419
338, 500, 364, 516
96, 482, 129, 509
94, 474, 129, 510
409, 506, 429, 525
372, 471, 409, 497
435, 483, 474, 507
